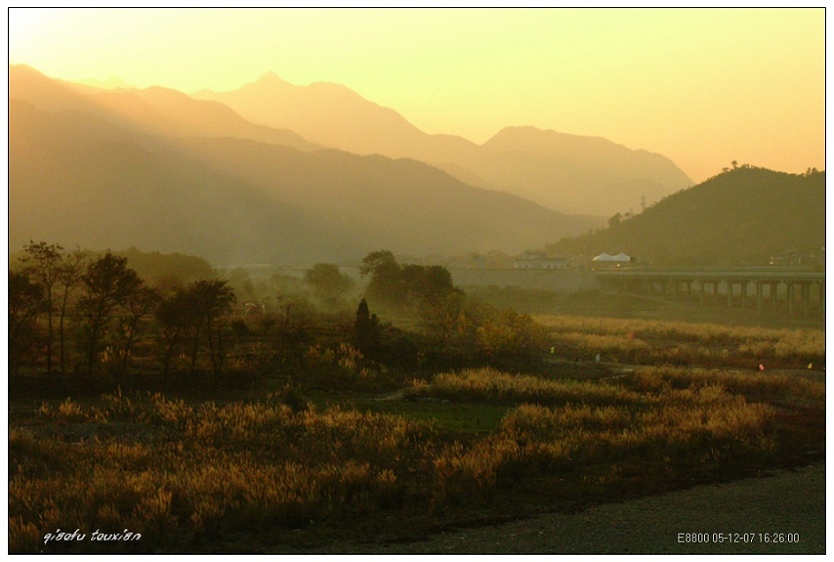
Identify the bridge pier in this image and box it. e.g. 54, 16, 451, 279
726, 280, 732, 307
800, 283, 811, 316
820, 281, 825, 317
756, 281, 764, 316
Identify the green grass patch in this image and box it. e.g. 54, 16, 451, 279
357, 398, 508, 436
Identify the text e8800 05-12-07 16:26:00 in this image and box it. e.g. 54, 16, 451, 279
677, 532, 800, 544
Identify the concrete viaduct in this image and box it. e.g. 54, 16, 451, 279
596, 270, 825, 318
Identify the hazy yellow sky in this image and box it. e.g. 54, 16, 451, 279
8, 7, 825, 183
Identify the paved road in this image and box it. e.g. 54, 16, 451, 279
345, 462, 825, 554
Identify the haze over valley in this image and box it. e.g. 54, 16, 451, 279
11, 64, 698, 265
195, 72, 693, 215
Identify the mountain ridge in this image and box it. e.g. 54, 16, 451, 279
193, 72, 694, 215
9, 64, 320, 151
10, 71, 602, 265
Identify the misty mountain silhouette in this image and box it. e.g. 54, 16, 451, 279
9, 65, 318, 151
194, 72, 693, 215
10, 66, 602, 265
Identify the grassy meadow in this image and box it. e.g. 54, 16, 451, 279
8, 314, 825, 553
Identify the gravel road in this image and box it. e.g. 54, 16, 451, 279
338, 462, 825, 554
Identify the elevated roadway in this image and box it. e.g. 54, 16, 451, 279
595, 269, 825, 317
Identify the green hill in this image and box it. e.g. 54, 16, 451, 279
547, 166, 825, 267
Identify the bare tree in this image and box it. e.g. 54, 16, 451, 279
78, 252, 142, 384
8, 271, 44, 375
56, 247, 89, 375
118, 285, 161, 375
191, 280, 237, 384
20, 242, 64, 373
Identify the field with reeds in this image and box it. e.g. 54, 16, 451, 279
536, 314, 825, 369
9, 316, 825, 553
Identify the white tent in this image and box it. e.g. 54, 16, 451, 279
592, 252, 631, 262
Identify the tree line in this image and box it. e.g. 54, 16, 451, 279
10, 242, 236, 389
10, 243, 550, 394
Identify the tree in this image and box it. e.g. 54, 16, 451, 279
418, 288, 466, 345
190, 280, 236, 383
155, 287, 195, 384
78, 252, 143, 383
20, 242, 64, 373
353, 298, 380, 356
304, 263, 354, 309
404, 265, 454, 303
55, 247, 89, 375
359, 250, 398, 277
359, 251, 461, 317
360, 250, 403, 308
9, 271, 44, 375
117, 286, 161, 374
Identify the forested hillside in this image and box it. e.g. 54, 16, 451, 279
547, 166, 825, 267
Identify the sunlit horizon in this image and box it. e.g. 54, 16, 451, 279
8, 7, 826, 183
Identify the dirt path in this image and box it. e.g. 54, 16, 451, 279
331, 462, 825, 554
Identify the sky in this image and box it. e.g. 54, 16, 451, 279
7, 7, 826, 184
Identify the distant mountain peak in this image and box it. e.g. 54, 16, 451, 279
191, 69, 693, 216
253, 71, 290, 87
487, 125, 606, 146
247, 72, 356, 98
192, 71, 293, 97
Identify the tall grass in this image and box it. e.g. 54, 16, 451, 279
11, 359, 822, 552
535, 315, 825, 368
620, 365, 825, 403
408, 368, 646, 407
10, 393, 441, 553
426, 372, 778, 504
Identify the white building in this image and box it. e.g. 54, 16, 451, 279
514, 251, 568, 270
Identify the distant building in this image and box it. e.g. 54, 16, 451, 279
514, 251, 567, 270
